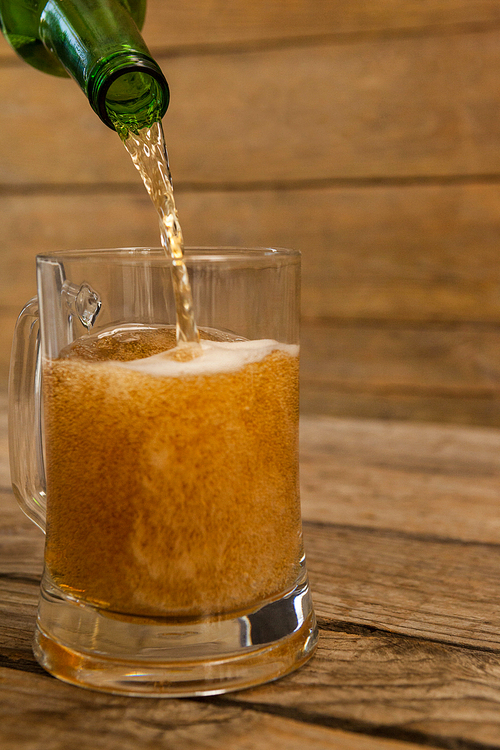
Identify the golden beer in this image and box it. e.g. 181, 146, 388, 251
43, 326, 303, 619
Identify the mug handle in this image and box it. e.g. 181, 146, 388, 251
8, 297, 46, 532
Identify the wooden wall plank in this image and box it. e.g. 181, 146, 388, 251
3, 31, 500, 184
4, 315, 500, 424
163, 31, 500, 183
3, 185, 500, 323
299, 322, 500, 426
2, 190, 500, 427
301, 323, 500, 395
3, 0, 500, 63
143, 0, 500, 48
300, 383, 500, 426
147, 31, 500, 181
0, 69, 128, 184
5, 306, 500, 394
3, 311, 500, 423
0, 194, 158, 310
177, 184, 500, 323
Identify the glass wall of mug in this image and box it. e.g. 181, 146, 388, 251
9, 247, 317, 696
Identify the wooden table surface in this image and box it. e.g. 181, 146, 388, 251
2, 392, 500, 750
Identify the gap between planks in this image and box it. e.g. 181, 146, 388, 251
5, 173, 500, 197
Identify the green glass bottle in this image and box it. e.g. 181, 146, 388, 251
0, 0, 169, 135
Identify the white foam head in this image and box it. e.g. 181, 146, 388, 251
114, 339, 299, 378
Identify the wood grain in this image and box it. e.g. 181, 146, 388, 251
4, 31, 500, 184
300, 414, 500, 542
3, 187, 500, 422
5, 410, 500, 747
2, 3, 500, 427
4, 411, 500, 651
300, 322, 500, 426
142, 0, 500, 48
228, 626, 500, 749
3, 0, 500, 60
302, 322, 500, 395
6, 183, 500, 322
306, 521, 500, 651
4, 614, 500, 750
0, 666, 428, 750
300, 381, 500, 426
179, 183, 500, 323
6, 507, 500, 654
5, 306, 500, 424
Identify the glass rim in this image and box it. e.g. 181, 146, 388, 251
36, 246, 300, 265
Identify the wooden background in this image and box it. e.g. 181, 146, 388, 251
2, 0, 500, 425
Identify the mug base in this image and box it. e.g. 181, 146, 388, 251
33, 573, 318, 697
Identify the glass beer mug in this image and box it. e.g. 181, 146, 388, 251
9, 247, 317, 696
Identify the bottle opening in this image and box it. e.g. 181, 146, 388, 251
88, 53, 170, 136
106, 72, 166, 137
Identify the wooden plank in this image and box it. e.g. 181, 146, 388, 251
149, 30, 500, 182
305, 521, 500, 651
5, 509, 500, 747
0, 69, 127, 184
4, 620, 500, 750
6, 510, 500, 651
5, 414, 500, 548
3, 0, 500, 62
0, 498, 44, 579
3, 624, 500, 750
299, 317, 500, 427
0, 193, 159, 309
4, 472, 500, 652
0, 576, 40, 668
4, 188, 500, 422
5, 405, 500, 554
142, 0, 500, 48
4, 519, 500, 749
4, 408, 500, 545
178, 183, 500, 323
300, 414, 500, 543
4, 31, 500, 183
6, 408, 500, 746
4, 312, 500, 426
300, 381, 500, 427
0, 666, 427, 750
300, 321, 500, 398
4, 184, 500, 322
5, 321, 500, 422
229, 626, 500, 749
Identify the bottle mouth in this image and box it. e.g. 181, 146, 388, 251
87, 52, 170, 134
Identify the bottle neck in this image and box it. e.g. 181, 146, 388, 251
39, 0, 169, 134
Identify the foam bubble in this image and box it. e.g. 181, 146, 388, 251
114, 339, 299, 378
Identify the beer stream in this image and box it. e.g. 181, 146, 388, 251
122, 121, 200, 345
